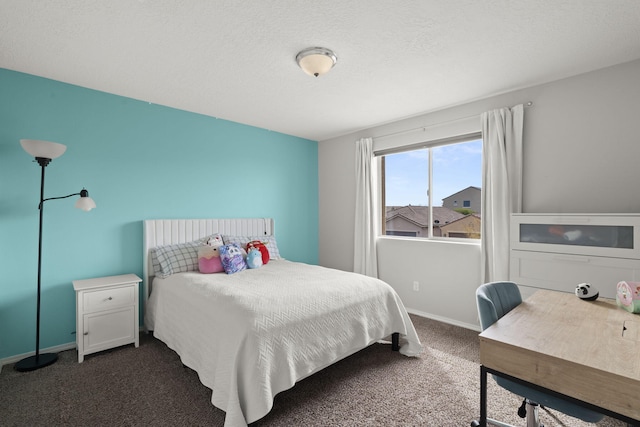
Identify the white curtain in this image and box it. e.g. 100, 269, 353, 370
354, 137, 378, 278
481, 104, 524, 283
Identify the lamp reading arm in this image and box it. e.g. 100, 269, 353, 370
39, 188, 96, 211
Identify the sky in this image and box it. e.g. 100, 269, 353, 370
384, 138, 482, 206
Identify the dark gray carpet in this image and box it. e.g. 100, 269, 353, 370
0, 315, 627, 426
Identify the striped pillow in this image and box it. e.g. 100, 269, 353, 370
154, 234, 222, 277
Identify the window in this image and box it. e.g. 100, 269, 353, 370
380, 135, 482, 239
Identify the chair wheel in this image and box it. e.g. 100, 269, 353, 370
518, 399, 527, 418
470, 421, 480, 427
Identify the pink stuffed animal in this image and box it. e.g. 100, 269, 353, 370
198, 245, 224, 273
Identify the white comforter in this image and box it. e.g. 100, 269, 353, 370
145, 260, 422, 426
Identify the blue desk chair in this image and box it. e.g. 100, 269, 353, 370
475, 281, 604, 427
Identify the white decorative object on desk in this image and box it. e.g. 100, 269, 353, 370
575, 282, 599, 301
72, 274, 141, 363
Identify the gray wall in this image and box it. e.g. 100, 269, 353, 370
318, 59, 640, 329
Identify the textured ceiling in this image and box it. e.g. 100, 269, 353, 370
2, 1, 640, 141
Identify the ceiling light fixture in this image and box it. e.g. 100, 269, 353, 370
296, 47, 337, 77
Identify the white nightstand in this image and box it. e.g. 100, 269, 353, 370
72, 273, 141, 363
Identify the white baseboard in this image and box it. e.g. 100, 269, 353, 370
0, 342, 77, 373
1, 326, 149, 373
406, 307, 481, 332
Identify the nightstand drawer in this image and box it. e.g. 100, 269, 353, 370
83, 285, 134, 312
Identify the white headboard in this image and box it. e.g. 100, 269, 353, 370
142, 218, 274, 317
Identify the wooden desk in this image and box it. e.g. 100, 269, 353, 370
477, 290, 640, 425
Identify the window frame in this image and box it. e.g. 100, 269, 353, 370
377, 131, 482, 243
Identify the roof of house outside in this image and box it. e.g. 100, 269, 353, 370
386, 205, 465, 228
438, 213, 481, 229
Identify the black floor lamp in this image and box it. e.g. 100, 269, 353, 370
16, 139, 96, 372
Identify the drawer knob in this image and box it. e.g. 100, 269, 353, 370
107, 297, 113, 301
84, 332, 88, 336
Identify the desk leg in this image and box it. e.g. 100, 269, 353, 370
471, 366, 488, 427
479, 365, 487, 427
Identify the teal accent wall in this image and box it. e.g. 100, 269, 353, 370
0, 69, 318, 360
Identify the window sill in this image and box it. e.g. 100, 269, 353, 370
378, 235, 481, 246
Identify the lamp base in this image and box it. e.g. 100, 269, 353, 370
14, 352, 58, 372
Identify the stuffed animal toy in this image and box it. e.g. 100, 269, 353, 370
575, 283, 599, 301
206, 234, 223, 248
617, 281, 640, 313
246, 247, 263, 269
198, 245, 224, 273
246, 240, 270, 265
219, 243, 247, 274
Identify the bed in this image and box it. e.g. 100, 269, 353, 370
143, 218, 422, 427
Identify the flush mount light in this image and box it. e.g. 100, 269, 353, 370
295, 47, 337, 77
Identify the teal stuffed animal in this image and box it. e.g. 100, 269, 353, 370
246, 247, 263, 269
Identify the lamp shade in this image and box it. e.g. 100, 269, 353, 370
75, 197, 96, 212
75, 190, 96, 212
21, 139, 67, 160
296, 47, 337, 77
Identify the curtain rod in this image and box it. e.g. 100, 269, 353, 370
374, 101, 533, 141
